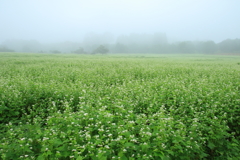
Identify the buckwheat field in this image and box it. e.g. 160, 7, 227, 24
0, 53, 239, 160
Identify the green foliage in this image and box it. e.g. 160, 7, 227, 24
0, 46, 14, 52
218, 39, 240, 53
0, 53, 240, 159
92, 45, 109, 54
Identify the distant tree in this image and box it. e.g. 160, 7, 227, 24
114, 43, 127, 53
92, 45, 109, 54
72, 47, 86, 54
178, 41, 195, 53
51, 50, 61, 54
218, 39, 240, 53
0, 46, 14, 52
201, 41, 217, 54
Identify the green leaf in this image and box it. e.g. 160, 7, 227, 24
166, 150, 174, 156
120, 155, 128, 160
208, 142, 215, 149
124, 142, 135, 147
118, 151, 128, 160
37, 155, 45, 160
154, 150, 164, 158
76, 156, 83, 160
53, 139, 63, 147
200, 152, 208, 158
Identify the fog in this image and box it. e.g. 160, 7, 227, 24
1, 0, 240, 53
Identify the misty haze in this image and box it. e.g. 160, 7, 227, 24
0, 0, 240, 54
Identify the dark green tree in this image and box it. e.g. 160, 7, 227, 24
92, 45, 109, 54
218, 39, 240, 53
178, 41, 195, 53
201, 41, 217, 54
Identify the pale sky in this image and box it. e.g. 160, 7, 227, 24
1, 0, 240, 43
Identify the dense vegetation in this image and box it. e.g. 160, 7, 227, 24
0, 53, 239, 159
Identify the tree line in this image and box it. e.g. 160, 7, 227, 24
1, 33, 239, 54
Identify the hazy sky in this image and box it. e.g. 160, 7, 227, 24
1, 0, 240, 43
